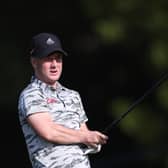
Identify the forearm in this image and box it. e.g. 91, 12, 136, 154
47, 123, 84, 144
48, 122, 108, 148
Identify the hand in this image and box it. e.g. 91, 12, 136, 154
80, 130, 108, 148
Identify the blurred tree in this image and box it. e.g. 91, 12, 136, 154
79, 0, 168, 167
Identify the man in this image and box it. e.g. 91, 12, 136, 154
18, 32, 108, 168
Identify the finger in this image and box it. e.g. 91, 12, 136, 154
89, 143, 99, 149
100, 138, 107, 144
100, 135, 108, 144
99, 133, 108, 140
96, 131, 108, 139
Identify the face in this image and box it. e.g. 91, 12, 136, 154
31, 52, 63, 87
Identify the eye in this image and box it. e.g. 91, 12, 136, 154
45, 56, 52, 61
57, 54, 63, 61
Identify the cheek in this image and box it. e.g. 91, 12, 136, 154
55, 62, 62, 70
35, 64, 49, 76
41, 63, 50, 71
59, 63, 63, 70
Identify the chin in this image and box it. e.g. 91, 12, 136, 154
50, 77, 59, 82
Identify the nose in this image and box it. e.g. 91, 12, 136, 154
51, 59, 57, 67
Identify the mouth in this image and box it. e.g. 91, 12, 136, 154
50, 70, 58, 75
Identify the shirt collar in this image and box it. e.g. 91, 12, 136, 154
31, 76, 64, 93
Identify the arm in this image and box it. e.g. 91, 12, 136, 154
27, 112, 108, 147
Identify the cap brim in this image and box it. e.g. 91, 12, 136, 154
33, 46, 68, 58
47, 49, 68, 57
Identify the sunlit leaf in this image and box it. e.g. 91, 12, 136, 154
150, 41, 168, 70
94, 20, 125, 43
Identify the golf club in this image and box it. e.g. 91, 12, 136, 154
103, 72, 168, 134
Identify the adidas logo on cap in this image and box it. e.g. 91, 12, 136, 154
46, 38, 55, 45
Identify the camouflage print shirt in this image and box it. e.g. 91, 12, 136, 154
18, 76, 91, 168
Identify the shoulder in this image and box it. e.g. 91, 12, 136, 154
61, 85, 80, 96
18, 83, 43, 102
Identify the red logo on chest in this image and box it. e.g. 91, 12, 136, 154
47, 98, 57, 104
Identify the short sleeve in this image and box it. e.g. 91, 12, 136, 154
76, 92, 88, 123
18, 88, 49, 119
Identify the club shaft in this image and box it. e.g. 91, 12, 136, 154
103, 72, 168, 134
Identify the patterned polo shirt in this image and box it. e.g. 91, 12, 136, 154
18, 76, 91, 168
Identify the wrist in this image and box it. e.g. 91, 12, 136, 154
77, 130, 86, 144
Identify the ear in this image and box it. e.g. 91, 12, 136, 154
30, 57, 37, 69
